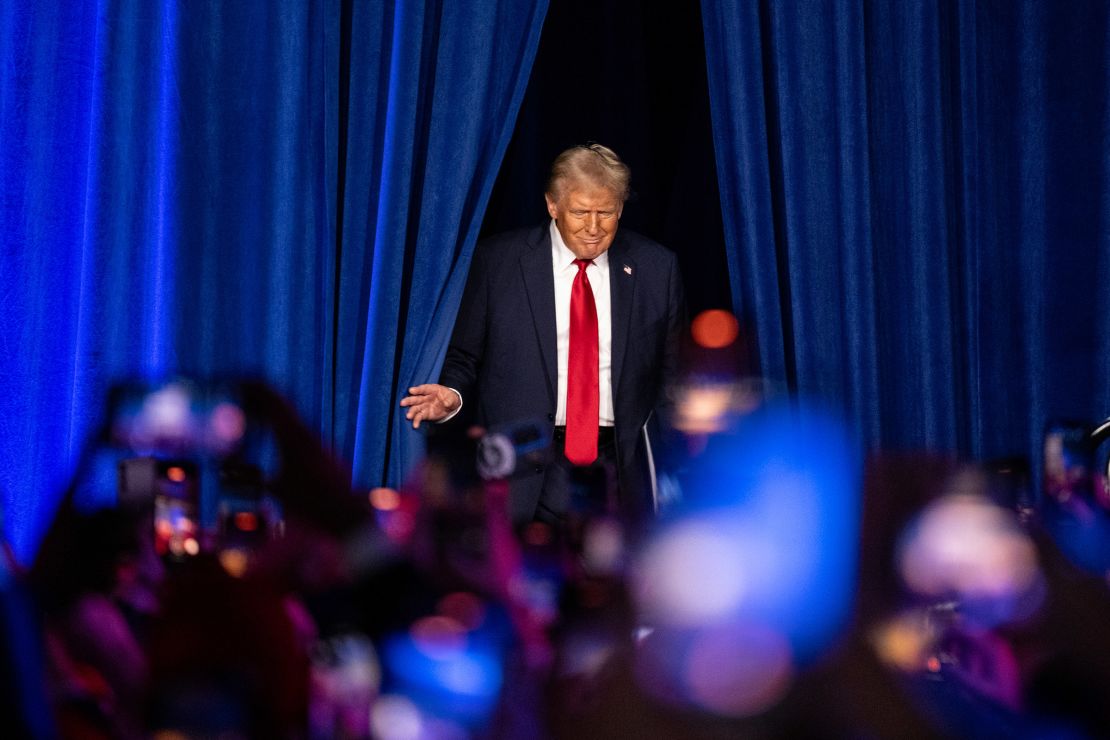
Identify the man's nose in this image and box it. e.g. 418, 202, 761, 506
585, 213, 600, 232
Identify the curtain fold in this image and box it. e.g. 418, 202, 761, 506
0, 0, 547, 562
334, 0, 548, 487
702, 0, 1110, 469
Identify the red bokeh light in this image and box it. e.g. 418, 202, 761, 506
691, 309, 740, 349
370, 487, 401, 511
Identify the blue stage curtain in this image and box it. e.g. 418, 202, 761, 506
333, 0, 548, 489
702, 0, 1110, 468
0, 0, 545, 562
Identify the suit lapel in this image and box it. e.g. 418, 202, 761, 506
519, 226, 558, 407
609, 233, 635, 400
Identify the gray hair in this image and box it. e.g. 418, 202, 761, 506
545, 143, 631, 202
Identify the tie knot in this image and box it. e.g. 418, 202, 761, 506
574, 259, 593, 272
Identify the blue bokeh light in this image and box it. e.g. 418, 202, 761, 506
648, 402, 859, 662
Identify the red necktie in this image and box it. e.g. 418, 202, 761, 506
566, 258, 599, 465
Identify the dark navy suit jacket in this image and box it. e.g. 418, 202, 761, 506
439, 223, 684, 523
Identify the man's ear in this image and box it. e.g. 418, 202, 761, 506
544, 193, 559, 220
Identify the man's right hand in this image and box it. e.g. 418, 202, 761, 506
399, 384, 462, 429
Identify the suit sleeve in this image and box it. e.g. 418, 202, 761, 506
438, 243, 490, 404
644, 249, 688, 489
658, 250, 687, 423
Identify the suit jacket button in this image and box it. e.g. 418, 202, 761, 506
547, 413, 554, 421
534, 466, 543, 474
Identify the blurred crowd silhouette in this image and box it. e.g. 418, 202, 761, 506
6, 314, 1110, 738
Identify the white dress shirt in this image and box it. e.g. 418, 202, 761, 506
550, 219, 615, 427
439, 221, 616, 426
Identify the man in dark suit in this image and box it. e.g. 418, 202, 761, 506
401, 144, 684, 525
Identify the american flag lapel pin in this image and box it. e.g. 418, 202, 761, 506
623, 264, 632, 275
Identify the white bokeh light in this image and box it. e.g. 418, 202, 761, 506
635, 519, 748, 626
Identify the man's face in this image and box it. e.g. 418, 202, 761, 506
545, 182, 624, 261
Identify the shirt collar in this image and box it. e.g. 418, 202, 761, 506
549, 219, 610, 271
